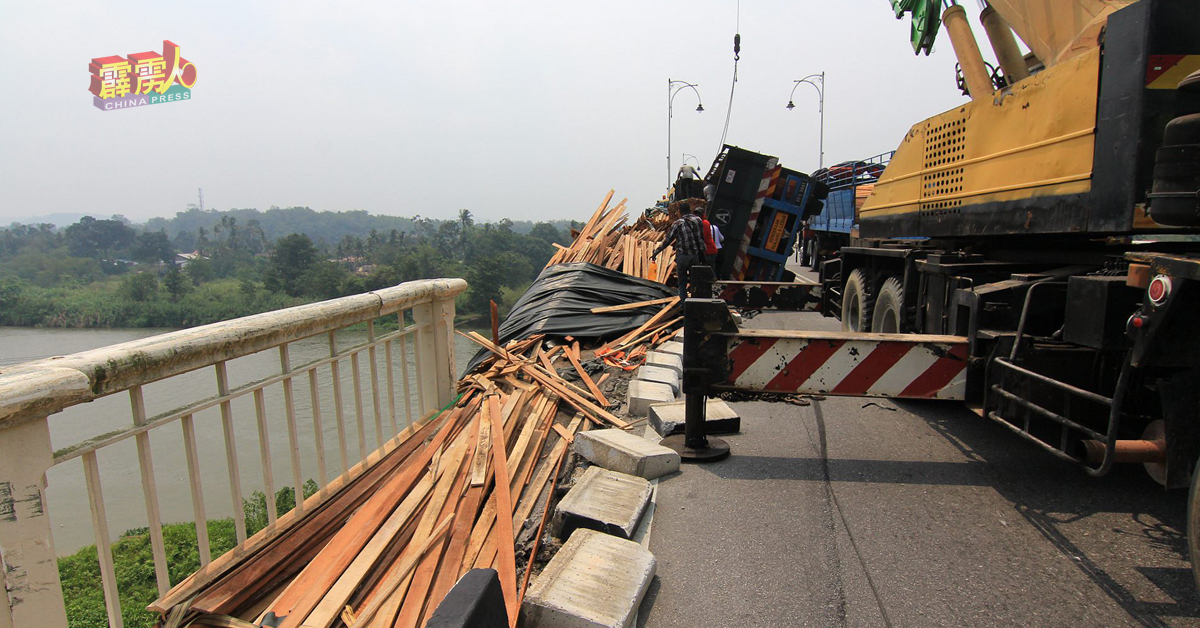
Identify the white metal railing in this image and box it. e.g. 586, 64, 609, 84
0, 278, 467, 628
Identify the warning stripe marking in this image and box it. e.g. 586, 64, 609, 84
1146, 54, 1200, 89
766, 340, 844, 391
831, 342, 914, 395
727, 337, 778, 381
723, 335, 968, 400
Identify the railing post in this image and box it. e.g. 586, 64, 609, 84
413, 295, 455, 414
434, 295, 457, 408
412, 302, 439, 417
0, 417, 68, 628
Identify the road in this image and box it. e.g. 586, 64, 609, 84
637, 264, 1200, 628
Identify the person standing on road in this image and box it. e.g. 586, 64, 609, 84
699, 206, 717, 268
652, 202, 706, 301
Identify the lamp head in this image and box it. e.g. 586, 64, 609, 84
695, 103, 704, 112
786, 101, 795, 110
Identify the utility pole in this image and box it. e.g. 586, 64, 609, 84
198, 188, 205, 212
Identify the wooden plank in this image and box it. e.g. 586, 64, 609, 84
345, 515, 455, 628
470, 416, 491, 487
356, 431, 473, 628
265, 407, 474, 626
163, 410, 449, 614
589, 297, 676, 314
564, 344, 609, 408
391, 430, 476, 628
551, 423, 575, 444
487, 394, 520, 623
299, 468, 440, 628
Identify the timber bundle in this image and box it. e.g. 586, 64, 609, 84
546, 190, 680, 284
153, 332, 628, 628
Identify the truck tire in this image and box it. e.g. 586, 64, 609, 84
841, 269, 874, 332
800, 237, 811, 267
809, 236, 822, 271
871, 277, 904, 333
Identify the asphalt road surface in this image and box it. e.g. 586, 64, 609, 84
637, 265, 1200, 628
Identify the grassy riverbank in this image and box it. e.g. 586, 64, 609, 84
59, 482, 316, 628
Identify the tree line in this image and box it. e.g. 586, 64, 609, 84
0, 208, 574, 328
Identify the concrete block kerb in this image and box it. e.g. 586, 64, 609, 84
552, 466, 652, 540
635, 365, 680, 396
523, 529, 656, 628
644, 351, 682, 377
627, 379, 674, 417
657, 341, 683, 357
648, 398, 741, 437
573, 428, 681, 480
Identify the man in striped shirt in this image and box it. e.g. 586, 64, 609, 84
653, 202, 706, 301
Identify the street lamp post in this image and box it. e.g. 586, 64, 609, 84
668, 79, 704, 189
786, 72, 825, 170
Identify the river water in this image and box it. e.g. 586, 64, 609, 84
0, 325, 485, 555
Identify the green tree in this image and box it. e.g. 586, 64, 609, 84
132, 230, 174, 264
119, 273, 158, 302
162, 266, 191, 302
270, 233, 319, 296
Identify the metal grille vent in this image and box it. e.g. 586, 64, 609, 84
921, 117, 967, 214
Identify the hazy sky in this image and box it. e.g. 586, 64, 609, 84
0, 1, 992, 225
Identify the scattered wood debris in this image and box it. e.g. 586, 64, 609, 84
152, 190, 688, 628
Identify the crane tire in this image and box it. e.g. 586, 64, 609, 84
841, 269, 874, 332
871, 277, 905, 333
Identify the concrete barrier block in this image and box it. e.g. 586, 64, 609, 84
658, 340, 683, 357
627, 379, 674, 417
553, 466, 652, 540
573, 428, 680, 479
523, 529, 656, 628
635, 365, 679, 396
648, 398, 741, 437
644, 351, 682, 377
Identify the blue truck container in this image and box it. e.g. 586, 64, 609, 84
801, 151, 893, 270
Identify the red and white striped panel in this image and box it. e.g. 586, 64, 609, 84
721, 333, 969, 399
730, 160, 780, 281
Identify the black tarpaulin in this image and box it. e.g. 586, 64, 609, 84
463, 262, 674, 374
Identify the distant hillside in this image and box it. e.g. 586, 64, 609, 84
9, 213, 114, 228
145, 207, 574, 248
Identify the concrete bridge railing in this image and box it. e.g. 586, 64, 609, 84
0, 278, 467, 628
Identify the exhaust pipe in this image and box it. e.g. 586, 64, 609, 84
980, 6, 1030, 84
942, 5, 994, 99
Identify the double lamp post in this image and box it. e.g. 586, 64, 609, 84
666, 71, 825, 191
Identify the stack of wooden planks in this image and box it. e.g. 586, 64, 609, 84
546, 190, 677, 284
152, 333, 628, 628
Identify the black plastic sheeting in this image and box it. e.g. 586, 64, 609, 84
464, 262, 674, 374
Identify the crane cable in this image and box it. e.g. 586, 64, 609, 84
716, 0, 740, 153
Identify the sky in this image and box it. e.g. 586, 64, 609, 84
0, 0, 996, 226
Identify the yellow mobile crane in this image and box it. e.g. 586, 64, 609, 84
810, 0, 1200, 587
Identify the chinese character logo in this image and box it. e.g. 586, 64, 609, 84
89, 40, 197, 111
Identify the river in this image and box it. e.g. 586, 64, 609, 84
0, 325, 486, 555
